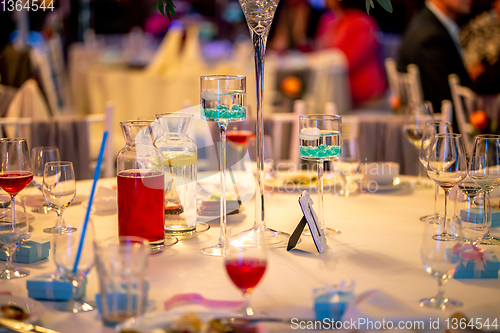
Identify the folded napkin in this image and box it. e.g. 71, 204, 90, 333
83, 185, 117, 214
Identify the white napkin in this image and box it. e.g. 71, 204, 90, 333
83, 185, 117, 214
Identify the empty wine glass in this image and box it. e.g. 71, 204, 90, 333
420, 217, 464, 309
403, 102, 434, 188
427, 133, 467, 241
225, 228, 267, 316
0, 196, 31, 279
53, 219, 95, 312
32, 146, 60, 213
455, 188, 490, 245
334, 136, 360, 197
42, 161, 77, 234
419, 121, 452, 222
469, 134, 500, 245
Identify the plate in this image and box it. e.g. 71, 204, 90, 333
165, 222, 210, 240
0, 211, 35, 224
0, 295, 45, 327
359, 177, 411, 193
265, 170, 342, 192
197, 212, 246, 224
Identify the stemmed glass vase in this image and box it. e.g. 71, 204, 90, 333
236, 0, 290, 248
32, 146, 60, 213
0, 196, 31, 279
42, 161, 77, 234
200, 75, 246, 256
300, 115, 342, 237
420, 216, 464, 309
427, 133, 467, 241
418, 121, 451, 223
224, 227, 267, 316
403, 102, 434, 188
470, 134, 500, 245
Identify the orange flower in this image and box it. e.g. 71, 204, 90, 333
469, 110, 489, 132
280, 76, 302, 98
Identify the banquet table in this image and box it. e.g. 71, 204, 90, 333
1, 176, 500, 333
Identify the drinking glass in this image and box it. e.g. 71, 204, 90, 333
427, 133, 467, 241
42, 161, 77, 234
237, 0, 290, 248
32, 146, 60, 213
0, 196, 31, 279
420, 217, 464, 309
225, 228, 267, 316
418, 121, 452, 222
334, 137, 360, 197
200, 75, 247, 256
0, 138, 33, 226
299, 115, 342, 237
455, 188, 490, 245
403, 102, 434, 188
53, 219, 95, 312
469, 134, 500, 245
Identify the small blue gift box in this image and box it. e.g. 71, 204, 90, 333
454, 255, 499, 279
0, 240, 50, 264
95, 281, 150, 313
314, 285, 355, 321
27, 274, 87, 301
460, 208, 500, 228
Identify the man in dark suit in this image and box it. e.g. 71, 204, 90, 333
398, 0, 472, 126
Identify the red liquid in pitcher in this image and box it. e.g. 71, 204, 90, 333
0, 171, 33, 196
225, 258, 267, 293
117, 170, 165, 243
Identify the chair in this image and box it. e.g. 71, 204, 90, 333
269, 99, 306, 169
385, 58, 424, 105
448, 74, 475, 154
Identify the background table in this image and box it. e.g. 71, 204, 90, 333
1, 176, 499, 333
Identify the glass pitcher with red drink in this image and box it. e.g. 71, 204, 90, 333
117, 121, 166, 253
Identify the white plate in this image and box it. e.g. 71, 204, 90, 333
197, 212, 246, 224
116, 311, 243, 333
265, 170, 342, 192
360, 177, 411, 193
0, 295, 45, 326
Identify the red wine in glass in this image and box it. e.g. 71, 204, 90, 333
0, 171, 33, 197
225, 258, 267, 294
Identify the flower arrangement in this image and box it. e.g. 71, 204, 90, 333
158, 0, 392, 21
469, 109, 498, 136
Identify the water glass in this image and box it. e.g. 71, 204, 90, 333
32, 146, 60, 213
455, 189, 490, 245
95, 236, 150, 326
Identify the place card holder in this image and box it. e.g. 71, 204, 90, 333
287, 191, 326, 253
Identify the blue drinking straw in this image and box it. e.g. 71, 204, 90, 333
72, 131, 108, 273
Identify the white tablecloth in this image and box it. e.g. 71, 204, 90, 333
2, 177, 499, 333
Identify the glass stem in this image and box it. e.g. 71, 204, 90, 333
483, 190, 491, 239
435, 277, 445, 302
241, 292, 254, 316
318, 160, 325, 231
417, 159, 423, 185
55, 209, 66, 231
3, 244, 16, 272
71, 277, 83, 302
433, 184, 439, 216
443, 189, 450, 235
252, 31, 268, 231
219, 122, 228, 249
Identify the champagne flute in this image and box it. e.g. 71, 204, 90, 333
0, 195, 31, 279
32, 146, 60, 213
42, 161, 77, 234
334, 137, 360, 197
420, 217, 464, 309
53, 219, 95, 312
200, 75, 246, 256
225, 228, 267, 316
469, 134, 500, 245
427, 133, 467, 241
418, 121, 452, 222
299, 115, 342, 237
403, 102, 434, 188
237, 0, 290, 248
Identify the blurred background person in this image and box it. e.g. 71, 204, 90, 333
315, 0, 387, 108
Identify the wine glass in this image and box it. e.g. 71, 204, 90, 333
418, 121, 452, 222
225, 228, 267, 316
334, 136, 360, 197
420, 217, 464, 309
299, 115, 342, 237
0, 195, 31, 279
32, 146, 60, 213
53, 219, 95, 312
237, 0, 290, 248
469, 134, 500, 245
455, 188, 490, 245
0, 138, 33, 223
42, 161, 77, 234
200, 75, 247, 256
427, 133, 467, 241
403, 102, 434, 188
